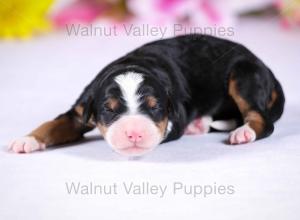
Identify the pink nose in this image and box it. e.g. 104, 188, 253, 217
126, 131, 143, 143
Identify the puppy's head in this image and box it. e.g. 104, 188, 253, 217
84, 72, 172, 156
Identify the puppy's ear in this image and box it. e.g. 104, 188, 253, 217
82, 97, 94, 124
167, 91, 187, 137
168, 98, 185, 121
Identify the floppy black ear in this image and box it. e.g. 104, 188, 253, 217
161, 96, 187, 143
168, 98, 186, 122
82, 97, 94, 124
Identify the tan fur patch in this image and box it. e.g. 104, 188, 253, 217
74, 105, 95, 126
228, 79, 250, 117
146, 96, 158, 108
106, 98, 119, 111
267, 90, 277, 109
156, 117, 168, 137
245, 111, 265, 136
97, 123, 108, 137
29, 116, 83, 146
75, 105, 84, 116
229, 77, 265, 137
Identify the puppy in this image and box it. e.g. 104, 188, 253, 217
9, 34, 285, 156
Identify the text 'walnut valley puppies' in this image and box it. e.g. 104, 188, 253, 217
9, 34, 285, 156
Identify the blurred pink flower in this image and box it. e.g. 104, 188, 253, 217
275, 0, 300, 28
127, 0, 234, 26
53, 0, 107, 28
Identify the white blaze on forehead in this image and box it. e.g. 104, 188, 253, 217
115, 72, 143, 114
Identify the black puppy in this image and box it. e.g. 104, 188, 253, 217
9, 35, 285, 156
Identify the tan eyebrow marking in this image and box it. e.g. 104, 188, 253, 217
106, 98, 119, 111
146, 96, 158, 108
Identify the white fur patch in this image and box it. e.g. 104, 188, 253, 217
104, 115, 162, 156
201, 116, 213, 130
210, 119, 238, 131
229, 123, 256, 145
166, 121, 173, 136
115, 72, 143, 114
165, 121, 173, 138
8, 136, 46, 153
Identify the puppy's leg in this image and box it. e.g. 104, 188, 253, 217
9, 106, 95, 153
228, 62, 276, 145
184, 116, 212, 135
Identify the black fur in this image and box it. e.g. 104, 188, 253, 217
74, 34, 285, 143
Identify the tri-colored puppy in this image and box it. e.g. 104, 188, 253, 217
9, 35, 285, 156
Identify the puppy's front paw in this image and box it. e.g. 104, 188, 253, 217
8, 136, 46, 153
185, 116, 212, 135
229, 124, 256, 145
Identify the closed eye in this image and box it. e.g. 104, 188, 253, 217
149, 104, 162, 114
104, 105, 115, 113
150, 103, 159, 110
104, 97, 119, 113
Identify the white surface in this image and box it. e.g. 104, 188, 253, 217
1, 18, 300, 220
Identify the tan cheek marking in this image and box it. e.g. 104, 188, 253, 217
97, 123, 108, 137
267, 90, 277, 109
146, 96, 158, 108
156, 117, 168, 137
